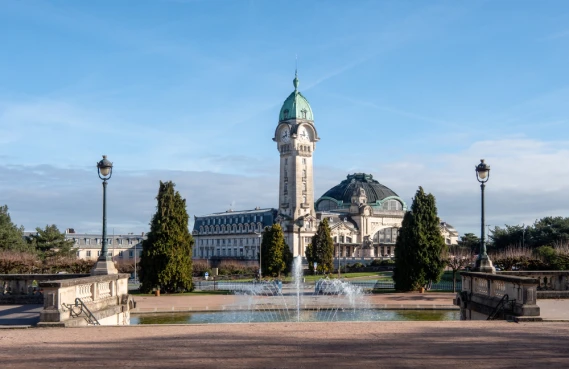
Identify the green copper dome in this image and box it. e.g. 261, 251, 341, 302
279, 72, 314, 121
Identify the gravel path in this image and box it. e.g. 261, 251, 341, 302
1, 321, 568, 368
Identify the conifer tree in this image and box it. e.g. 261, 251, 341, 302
260, 224, 289, 278
27, 224, 75, 258
309, 218, 334, 274
393, 187, 447, 291
0, 205, 28, 251
140, 181, 194, 293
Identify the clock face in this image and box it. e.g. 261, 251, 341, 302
298, 127, 309, 142
280, 127, 290, 143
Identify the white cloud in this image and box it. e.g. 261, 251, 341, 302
1, 138, 567, 238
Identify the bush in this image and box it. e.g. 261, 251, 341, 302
371, 259, 395, 267
192, 260, 211, 277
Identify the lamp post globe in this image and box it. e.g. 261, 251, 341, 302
91, 155, 119, 275
474, 159, 496, 274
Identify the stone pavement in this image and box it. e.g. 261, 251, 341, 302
1, 321, 569, 368
0, 305, 42, 326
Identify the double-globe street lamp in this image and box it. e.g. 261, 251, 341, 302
474, 159, 496, 273
91, 155, 119, 275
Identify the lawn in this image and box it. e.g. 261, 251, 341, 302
225, 271, 394, 283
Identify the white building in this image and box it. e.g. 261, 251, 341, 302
192, 72, 457, 262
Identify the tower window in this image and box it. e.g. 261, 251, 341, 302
284, 109, 289, 119
301, 109, 307, 119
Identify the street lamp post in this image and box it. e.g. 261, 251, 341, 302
91, 155, 118, 275
474, 159, 496, 274
134, 242, 138, 282
297, 217, 305, 259
336, 227, 341, 278
255, 231, 263, 279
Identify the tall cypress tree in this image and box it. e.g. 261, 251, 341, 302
261, 224, 289, 278
393, 187, 446, 291
310, 218, 334, 274
140, 181, 194, 293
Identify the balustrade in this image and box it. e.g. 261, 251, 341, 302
457, 272, 540, 320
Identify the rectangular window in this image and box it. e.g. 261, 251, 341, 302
86, 251, 91, 257
85, 238, 91, 245
76, 251, 80, 257
118, 251, 123, 258
97, 251, 101, 256
108, 238, 112, 245
129, 251, 134, 258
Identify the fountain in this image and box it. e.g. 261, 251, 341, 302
130, 256, 460, 324
232, 256, 369, 322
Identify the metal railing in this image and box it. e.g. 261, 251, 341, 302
62, 298, 100, 326
193, 280, 461, 292
487, 294, 515, 320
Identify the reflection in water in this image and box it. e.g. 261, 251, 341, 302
132, 310, 459, 325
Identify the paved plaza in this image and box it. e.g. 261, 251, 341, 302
1, 321, 569, 368
1, 293, 569, 368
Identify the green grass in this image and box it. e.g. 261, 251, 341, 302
129, 289, 232, 296
278, 271, 392, 282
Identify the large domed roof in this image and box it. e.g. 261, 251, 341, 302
319, 173, 399, 204
279, 72, 314, 121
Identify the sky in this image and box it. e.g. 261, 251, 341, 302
1, 0, 568, 237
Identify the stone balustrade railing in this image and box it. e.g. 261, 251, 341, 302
457, 272, 540, 320
0, 274, 88, 304
39, 273, 132, 326
498, 271, 569, 298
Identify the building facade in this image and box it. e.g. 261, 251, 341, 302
191, 72, 458, 262
24, 229, 146, 263
192, 208, 277, 260
314, 173, 407, 259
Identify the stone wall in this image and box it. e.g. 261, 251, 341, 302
498, 271, 569, 298
0, 274, 88, 305
455, 272, 540, 320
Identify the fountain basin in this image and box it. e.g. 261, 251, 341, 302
132, 310, 459, 324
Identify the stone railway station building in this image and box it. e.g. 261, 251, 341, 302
191, 73, 458, 264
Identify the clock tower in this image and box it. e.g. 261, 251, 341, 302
273, 72, 319, 257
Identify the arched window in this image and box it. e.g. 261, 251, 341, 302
317, 199, 337, 211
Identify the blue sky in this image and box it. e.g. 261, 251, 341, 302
1, 0, 568, 237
